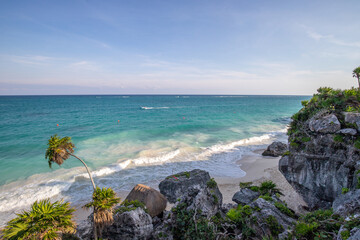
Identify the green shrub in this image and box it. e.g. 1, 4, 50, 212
301, 136, 311, 142
116, 200, 146, 214
2, 199, 75, 240
250, 186, 260, 192
334, 134, 344, 143
265, 215, 283, 236
342, 187, 350, 194
259, 195, 273, 202
259, 181, 283, 196
354, 140, 360, 150
282, 151, 291, 156
274, 202, 295, 218
226, 205, 256, 238
341, 230, 350, 240
239, 182, 253, 188
207, 178, 217, 188
292, 209, 343, 240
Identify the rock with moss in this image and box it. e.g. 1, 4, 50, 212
159, 169, 222, 204
343, 112, 360, 131
102, 207, 153, 240
262, 141, 288, 157
309, 113, 341, 133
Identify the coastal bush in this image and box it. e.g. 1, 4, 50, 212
116, 199, 146, 214
239, 182, 253, 188
259, 180, 283, 196
274, 202, 295, 218
2, 199, 76, 240
171, 202, 216, 240
226, 205, 256, 238
334, 134, 344, 143
207, 178, 217, 189
292, 209, 343, 240
84, 187, 120, 238
265, 215, 283, 236
354, 140, 360, 150
166, 171, 191, 179
341, 187, 349, 194
282, 150, 291, 156
288, 87, 360, 135
259, 195, 273, 202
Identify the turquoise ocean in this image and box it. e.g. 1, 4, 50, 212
0, 95, 309, 226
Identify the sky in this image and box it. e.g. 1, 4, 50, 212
0, 0, 359, 95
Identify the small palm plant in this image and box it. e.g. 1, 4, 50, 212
45, 134, 96, 190
353, 66, 360, 89
84, 187, 121, 238
259, 180, 284, 196
2, 199, 76, 240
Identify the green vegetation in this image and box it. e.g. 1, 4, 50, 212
274, 202, 295, 218
288, 87, 360, 136
239, 182, 253, 188
116, 199, 147, 214
171, 202, 216, 240
207, 178, 217, 188
166, 171, 191, 179
226, 205, 256, 238
354, 140, 360, 150
84, 187, 120, 237
2, 199, 75, 240
291, 209, 343, 240
259, 195, 273, 202
334, 134, 344, 143
265, 215, 283, 236
259, 180, 283, 196
342, 187, 350, 194
282, 150, 291, 156
353, 66, 360, 89
357, 170, 360, 189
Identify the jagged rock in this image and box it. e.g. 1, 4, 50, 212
175, 185, 223, 218
232, 188, 260, 205
102, 207, 153, 240
75, 218, 92, 240
159, 169, 219, 203
125, 184, 167, 217
262, 141, 288, 157
343, 112, 360, 131
333, 190, 360, 217
337, 128, 358, 136
348, 228, 360, 240
309, 114, 341, 133
152, 211, 173, 240
250, 198, 295, 239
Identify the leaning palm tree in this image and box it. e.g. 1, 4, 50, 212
45, 134, 96, 190
353, 66, 360, 89
45, 134, 98, 239
2, 199, 76, 240
84, 187, 121, 239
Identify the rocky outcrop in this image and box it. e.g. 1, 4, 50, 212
333, 189, 360, 217
250, 198, 295, 239
343, 112, 360, 131
159, 169, 222, 204
125, 184, 167, 217
262, 141, 288, 157
232, 188, 260, 205
102, 207, 153, 240
279, 111, 360, 209
308, 113, 341, 133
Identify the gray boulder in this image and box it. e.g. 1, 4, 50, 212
348, 228, 360, 240
125, 184, 167, 217
337, 128, 358, 136
309, 114, 341, 133
232, 188, 260, 205
103, 207, 153, 240
159, 169, 221, 204
333, 189, 360, 217
250, 198, 295, 239
343, 112, 360, 131
262, 141, 288, 157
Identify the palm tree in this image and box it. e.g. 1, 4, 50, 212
45, 134, 98, 239
45, 134, 96, 190
353, 66, 360, 89
2, 199, 76, 240
84, 187, 120, 239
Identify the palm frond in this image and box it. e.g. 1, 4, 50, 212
45, 135, 75, 168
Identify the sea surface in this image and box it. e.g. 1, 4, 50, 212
0, 95, 309, 226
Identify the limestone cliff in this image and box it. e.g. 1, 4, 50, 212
279, 87, 360, 209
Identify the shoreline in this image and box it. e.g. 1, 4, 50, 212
73, 146, 307, 224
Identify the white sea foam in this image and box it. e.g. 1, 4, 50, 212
140, 106, 170, 110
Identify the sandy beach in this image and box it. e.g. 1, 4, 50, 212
216, 149, 307, 214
